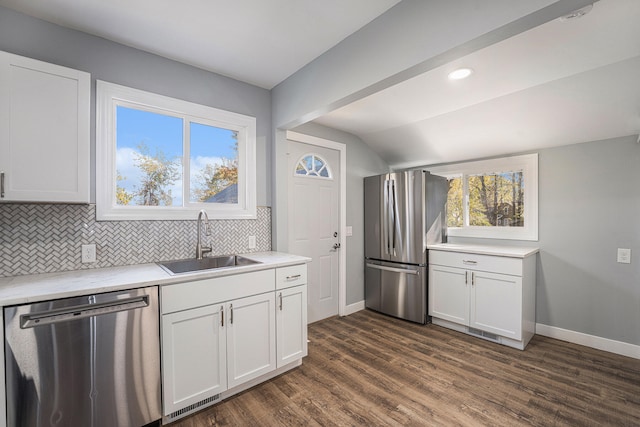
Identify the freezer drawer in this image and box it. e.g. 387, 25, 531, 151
365, 261, 427, 324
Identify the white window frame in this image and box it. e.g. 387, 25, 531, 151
429, 153, 538, 241
96, 81, 256, 220
293, 153, 333, 179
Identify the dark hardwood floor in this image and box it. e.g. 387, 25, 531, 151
171, 309, 640, 426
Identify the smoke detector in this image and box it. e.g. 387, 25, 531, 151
560, 4, 593, 21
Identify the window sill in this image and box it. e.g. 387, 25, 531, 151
447, 227, 538, 241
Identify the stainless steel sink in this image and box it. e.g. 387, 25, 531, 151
158, 255, 261, 275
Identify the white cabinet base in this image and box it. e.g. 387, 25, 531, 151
432, 317, 533, 351
161, 264, 308, 424
428, 247, 537, 351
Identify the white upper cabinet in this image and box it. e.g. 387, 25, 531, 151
0, 51, 90, 203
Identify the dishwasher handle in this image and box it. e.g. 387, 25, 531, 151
20, 295, 150, 329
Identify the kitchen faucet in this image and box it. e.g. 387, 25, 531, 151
196, 209, 212, 260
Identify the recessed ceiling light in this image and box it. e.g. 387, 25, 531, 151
559, 4, 593, 21
448, 68, 473, 80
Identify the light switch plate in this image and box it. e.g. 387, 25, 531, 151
248, 236, 256, 249
345, 226, 353, 237
617, 248, 631, 264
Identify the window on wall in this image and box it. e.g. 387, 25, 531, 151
430, 154, 538, 241
96, 81, 256, 220
294, 154, 332, 178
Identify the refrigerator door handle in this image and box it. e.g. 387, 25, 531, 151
366, 263, 419, 275
390, 179, 397, 255
383, 179, 390, 255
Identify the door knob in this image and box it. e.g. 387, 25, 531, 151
333, 243, 341, 250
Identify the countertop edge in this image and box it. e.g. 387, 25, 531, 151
427, 243, 539, 258
0, 251, 311, 307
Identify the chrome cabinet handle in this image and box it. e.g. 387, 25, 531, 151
472, 272, 475, 286
279, 292, 283, 311
1, 172, 4, 198
333, 243, 341, 250
465, 271, 468, 285
221, 305, 224, 327
230, 304, 233, 324
463, 260, 477, 265
286, 274, 301, 280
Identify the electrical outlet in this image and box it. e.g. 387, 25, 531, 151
617, 248, 631, 264
345, 226, 353, 237
248, 236, 256, 249
82, 244, 96, 263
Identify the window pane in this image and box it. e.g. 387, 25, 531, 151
447, 177, 464, 227
189, 122, 239, 204
467, 172, 524, 227
295, 155, 331, 179
116, 106, 183, 206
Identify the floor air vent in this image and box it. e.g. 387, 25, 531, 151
468, 327, 500, 342
167, 394, 221, 421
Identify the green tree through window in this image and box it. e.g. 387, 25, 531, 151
447, 172, 524, 228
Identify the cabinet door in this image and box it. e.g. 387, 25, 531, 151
0, 51, 89, 202
428, 264, 469, 326
276, 285, 308, 367
161, 304, 227, 416
226, 293, 276, 389
470, 271, 522, 340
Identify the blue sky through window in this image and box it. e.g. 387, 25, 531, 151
116, 105, 238, 206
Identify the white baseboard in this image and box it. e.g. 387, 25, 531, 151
536, 323, 640, 360
343, 300, 365, 316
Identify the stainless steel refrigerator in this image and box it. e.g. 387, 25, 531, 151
364, 170, 447, 324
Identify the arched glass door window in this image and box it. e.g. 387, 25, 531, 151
294, 153, 332, 179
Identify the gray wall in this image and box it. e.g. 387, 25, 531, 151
291, 123, 389, 305
0, 6, 272, 206
447, 136, 640, 346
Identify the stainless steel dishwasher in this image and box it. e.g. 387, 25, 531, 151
4, 286, 161, 427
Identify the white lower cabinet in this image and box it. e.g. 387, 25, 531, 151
160, 264, 308, 421
429, 248, 536, 350
429, 265, 522, 340
162, 304, 227, 414
276, 285, 308, 367
226, 292, 276, 388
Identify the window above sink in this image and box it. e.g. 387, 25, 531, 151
96, 81, 256, 221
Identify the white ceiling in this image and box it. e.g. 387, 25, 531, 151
314, 0, 640, 167
0, 0, 400, 89
2, 0, 639, 168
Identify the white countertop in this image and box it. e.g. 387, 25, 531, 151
0, 251, 310, 307
428, 243, 539, 258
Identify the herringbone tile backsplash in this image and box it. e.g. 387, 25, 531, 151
0, 204, 271, 278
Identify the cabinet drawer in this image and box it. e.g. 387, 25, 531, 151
429, 250, 522, 276
161, 269, 275, 314
276, 264, 307, 289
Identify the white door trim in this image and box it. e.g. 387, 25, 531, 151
286, 130, 347, 317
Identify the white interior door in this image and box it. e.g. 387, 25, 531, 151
287, 141, 340, 323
